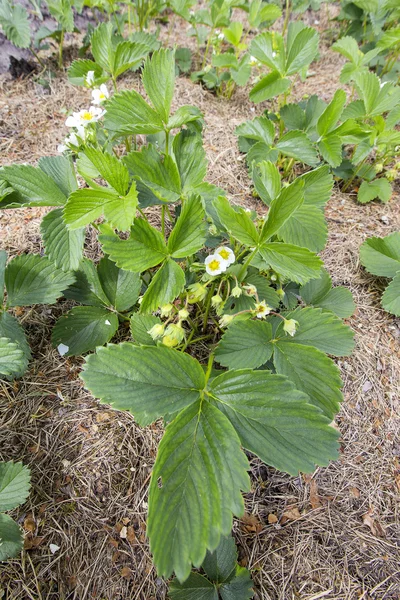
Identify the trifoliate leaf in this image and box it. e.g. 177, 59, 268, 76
202, 535, 237, 583
38, 155, 78, 197
63, 258, 111, 307
104, 90, 164, 136
213, 196, 259, 246
142, 48, 175, 123
357, 179, 392, 204
276, 130, 319, 166
300, 269, 355, 318
83, 148, 130, 195
277, 204, 328, 253
220, 565, 254, 600
257, 243, 322, 285
1, 165, 67, 207
169, 572, 218, 599
260, 179, 304, 242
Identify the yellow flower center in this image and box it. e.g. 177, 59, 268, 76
219, 249, 230, 260
209, 259, 221, 271
82, 112, 93, 121
256, 305, 265, 313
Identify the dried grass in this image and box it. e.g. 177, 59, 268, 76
0, 5, 400, 599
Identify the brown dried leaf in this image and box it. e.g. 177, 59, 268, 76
309, 479, 322, 509
23, 515, 36, 533
281, 506, 301, 524
240, 513, 263, 533
362, 508, 386, 538
126, 526, 136, 544
120, 566, 132, 579
267, 513, 278, 524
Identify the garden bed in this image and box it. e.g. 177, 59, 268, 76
0, 4, 399, 598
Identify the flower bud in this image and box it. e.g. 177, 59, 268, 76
147, 323, 165, 340
164, 323, 185, 343
211, 294, 223, 307
178, 308, 189, 321
160, 303, 174, 317
243, 284, 257, 297
219, 314, 234, 327
187, 282, 208, 303
231, 285, 242, 298
283, 318, 298, 337
162, 335, 179, 347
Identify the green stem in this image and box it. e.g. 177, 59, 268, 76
161, 205, 166, 239
58, 29, 64, 69
165, 129, 170, 156
201, 28, 214, 70
342, 158, 367, 193
237, 248, 258, 281
204, 351, 215, 384
202, 282, 216, 333
282, 0, 291, 36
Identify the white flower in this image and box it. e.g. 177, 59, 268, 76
283, 318, 298, 336
215, 246, 235, 266
205, 254, 228, 276
92, 84, 109, 105
218, 32, 224, 40
57, 143, 67, 153
86, 70, 95, 85
272, 51, 276, 58
65, 106, 105, 128
254, 300, 272, 319
249, 55, 260, 67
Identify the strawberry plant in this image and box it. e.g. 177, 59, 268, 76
0, 461, 31, 561
169, 534, 253, 599
0, 48, 354, 583
360, 232, 400, 316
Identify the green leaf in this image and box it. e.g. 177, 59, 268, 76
257, 243, 322, 284
300, 269, 355, 318
276, 306, 354, 356
220, 565, 254, 600
63, 188, 119, 229
97, 256, 141, 312
202, 535, 237, 583
63, 258, 110, 307
210, 369, 339, 475
354, 71, 400, 117
0, 461, 31, 511
273, 343, 343, 418
99, 219, 167, 272
5, 254, 75, 307
215, 320, 273, 369
52, 306, 119, 356
213, 196, 259, 246
81, 344, 205, 426
231, 55, 251, 87
104, 90, 164, 136
83, 148, 130, 195
277, 204, 328, 253
112, 41, 149, 78
41, 209, 85, 271
38, 155, 78, 197
168, 195, 207, 258
142, 48, 175, 123
285, 25, 319, 76
0, 513, 24, 561
0, 0, 30, 48
250, 32, 285, 72
67, 59, 105, 86
318, 134, 343, 168
0, 311, 31, 370
250, 71, 291, 103
173, 130, 207, 194
260, 180, 304, 242
169, 573, 218, 600
140, 259, 185, 314
332, 36, 361, 63
360, 232, 400, 278
148, 400, 250, 581
167, 105, 203, 131
300, 166, 333, 207
317, 89, 347, 137
90, 22, 113, 71
381, 272, 400, 316
124, 145, 181, 204
130, 313, 161, 345
1, 165, 66, 207
235, 116, 275, 146
212, 53, 238, 69
357, 179, 392, 204
253, 161, 281, 205
276, 130, 319, 166
0, 337, 28, 377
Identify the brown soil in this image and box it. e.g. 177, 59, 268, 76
0, 4, 399, 599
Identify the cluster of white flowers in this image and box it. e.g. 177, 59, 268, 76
58, 73, 109, 153
204, 247, 235, 276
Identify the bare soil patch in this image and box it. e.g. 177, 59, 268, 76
0, 5, 399, 599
